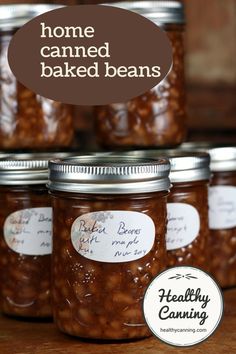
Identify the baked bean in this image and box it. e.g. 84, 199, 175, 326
50, 191, 168, 339
94, 26, 186, 148
0, 185, 52, 317
209, 171, 236, 288
0, 33, 74, 150
166, 181, 210, 271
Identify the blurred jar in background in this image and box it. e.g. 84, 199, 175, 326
208, 147, 236, 288
0, 4, 75, 151
125, 150, 211, 271
95, 1, 186, 149
0, 156, 52, 318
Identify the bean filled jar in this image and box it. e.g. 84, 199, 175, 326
164, 152, 210, 269
0, 4, 74, 150
48, 156, 170, 339
0, 152, 75, 318
208, 147, 236, 288
125, 150, 211, 270
95, 1, 186, 148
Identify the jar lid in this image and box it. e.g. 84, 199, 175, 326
0, 4, 63, 31
179, 143, 236, 172
0, 152, 77, 185
167, 151, 211, 183
48, 155, 171, 194
0, 153, 12, 159
119, 150, 211, 183
179, 141, 236, 151
209, 147, 236, 172
106, 1, 185, 24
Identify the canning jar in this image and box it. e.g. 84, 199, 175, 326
0, 152, 76, 318
125, 150, 211, 270
48, 156, 170, 339
208, 147, 236, 288
164, 152, 210, 269
0, 4, 74, 150
95, 1, 186, 148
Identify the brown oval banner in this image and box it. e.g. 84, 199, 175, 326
8, 5, 172, 105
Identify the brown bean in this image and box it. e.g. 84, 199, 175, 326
51, 191, 168, 339
0, 185, 52, 318
0, 34, 74, 150
166, 181, 210, 272
209, 171, 236, 288
94, 27, 186, 148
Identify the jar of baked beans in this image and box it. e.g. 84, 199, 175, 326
208, 147, 236, 288
124, 150, 211, 270
48, 156, 170, 339
0, 4, 74, 150
95, 1, 186, 148
164, 152, 211, 270
0, 152, 75, 318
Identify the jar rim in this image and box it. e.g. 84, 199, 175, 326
0, 2, 185, 31
209, 147, 236, 172
0, 152, 76, 185
179, 143, 236, 172
104, 1, 185, 24
0, 4, 63, 31
118, 150, 211, 183
48, 155, 171, 194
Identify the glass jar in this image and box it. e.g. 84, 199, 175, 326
95, 1, 186, 148
164, 152, 210, 270
208, 147, 236, 288
124, 150, 211, 270
0, 152, 75, 318
48, 156, 170, 339
0, 158, 51, 317
0, 4, 74, 151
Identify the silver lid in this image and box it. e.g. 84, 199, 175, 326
0, 153, 12, 160
48, 155, 171, 194
0, 4, 63, 31
0, 152, 77, 185
106, 1, 185, 24
179, 143, 236, 172
120, 150, 210, 183
209, 147, 236, 172
179, 141, 236, 151
168, 151, 210, 183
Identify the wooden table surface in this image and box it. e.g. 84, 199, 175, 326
0, 288, 235, 354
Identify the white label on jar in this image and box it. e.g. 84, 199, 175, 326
209, 186, 236, 229
166, 203, 200, 251
4, 207, 52, 255
71, 210, 155, 263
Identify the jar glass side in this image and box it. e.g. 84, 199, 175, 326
0, 31, 74, 150
94, 24, 186, 148
50, 190, 168, 339
166, 180, 210, 271
209, 171, 236, 288
0, 185, 52, 317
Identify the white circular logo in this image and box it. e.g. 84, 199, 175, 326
143, 266, 223, 347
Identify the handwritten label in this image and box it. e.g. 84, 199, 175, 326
209, 186, 236, 229
4, 207, 52, 255
71, 211, 155, 263
166, 203, 200, 251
